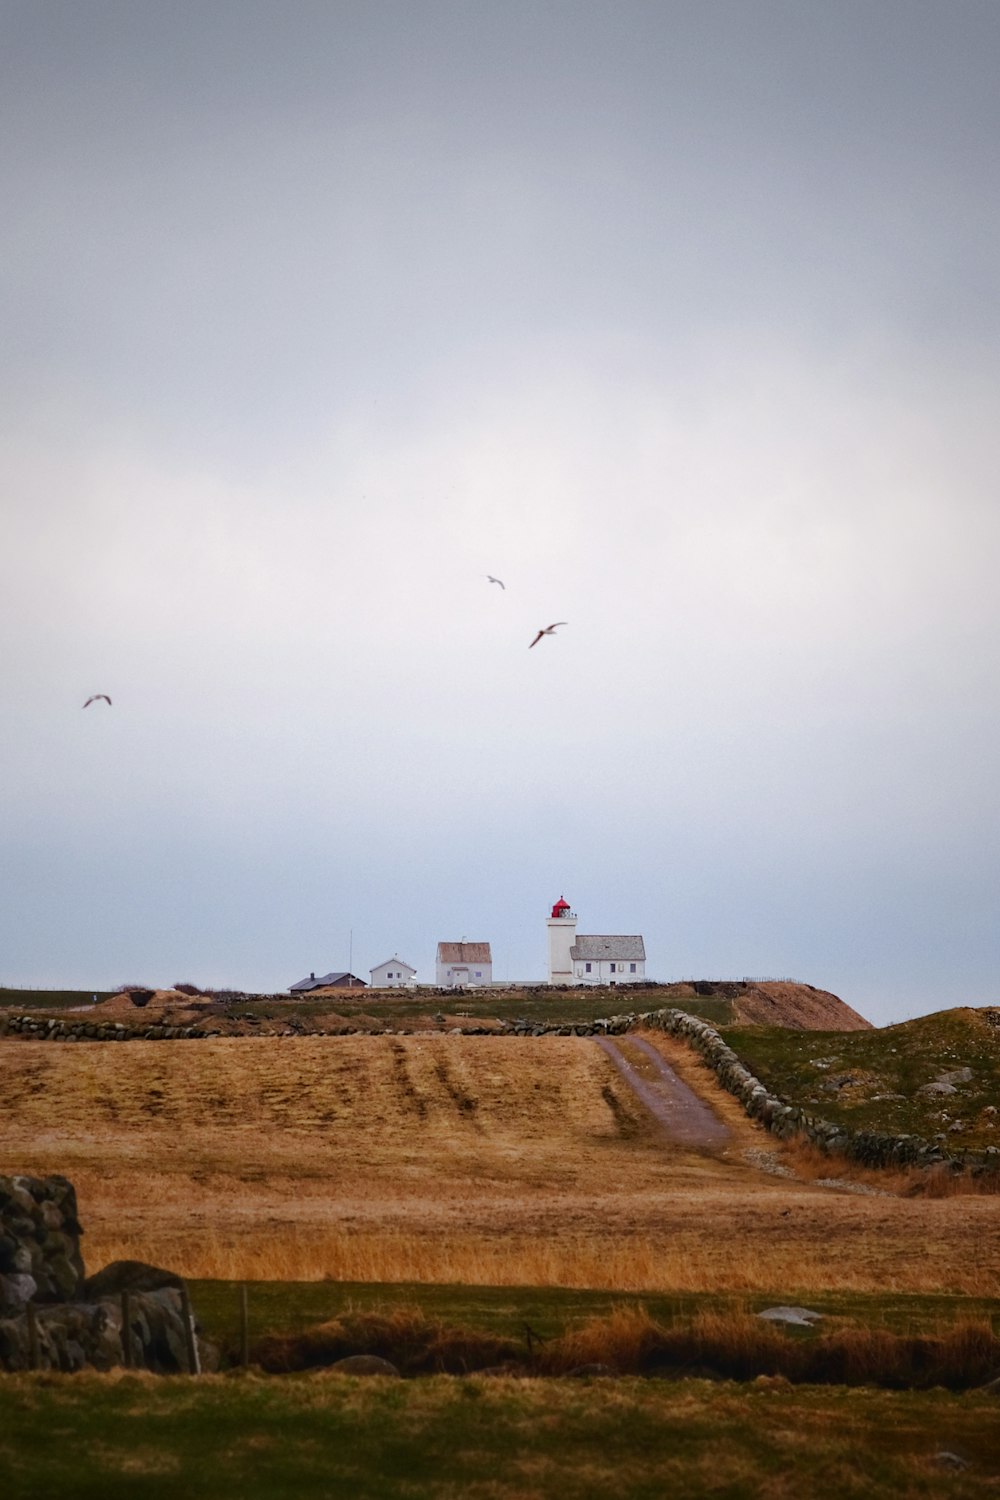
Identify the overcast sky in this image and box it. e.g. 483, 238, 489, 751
2, 1, 999, 1023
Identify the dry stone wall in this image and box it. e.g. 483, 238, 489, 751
0, 1174, 83, 1313
0, 1173, 211, 1373
1, 1014, 219, 1041
504, 1008, 1000, 1177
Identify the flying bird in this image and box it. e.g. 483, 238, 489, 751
529, 623, 567, 649
82, 695, 112, 708
487, 575, 505, 589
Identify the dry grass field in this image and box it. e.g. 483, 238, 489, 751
2, 1031, 998, 1294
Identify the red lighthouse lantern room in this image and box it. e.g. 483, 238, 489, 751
551, 896, 571, 919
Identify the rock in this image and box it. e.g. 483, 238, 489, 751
756, 1306, 824, 1327
933, 1452, 969, 1471
938, 1068, 973, 1086
0, 1273, 37, 1313
82, 1260, 184, 1299
326, 1354, 401, 1377
919, 1082, 958, 1096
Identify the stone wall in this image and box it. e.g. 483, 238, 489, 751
0, 1174, 83, 1313
1, 1014, 219, 1041
0, 1173, 211, 1373
502, 1008, 1000, 1176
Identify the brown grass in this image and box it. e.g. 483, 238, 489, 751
2, 1035, 1000, 1295
248, 1305, 523, 1375
777, 1138, 1000, 1197
539, 1305, 1000, 1387
245, 1301, 1000, 1389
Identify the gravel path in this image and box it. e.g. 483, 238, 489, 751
596, 1034, 731, 1149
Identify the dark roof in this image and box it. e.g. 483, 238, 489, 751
289, 971, 367, 991
569, 935, 645, 962
437, 942, 492, 964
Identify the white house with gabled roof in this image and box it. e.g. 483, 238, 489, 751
546, 897, 646, 985
436, 941, 492, 987
369, 956, 417, 988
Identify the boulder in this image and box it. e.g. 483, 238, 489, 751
82, 1259, 184, 1299
326, 1354, 401, 1377
756, 1306, 823, 1327
0, 1273, 37, 1314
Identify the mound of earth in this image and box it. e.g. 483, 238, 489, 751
731, 982, 870, 1030
662, 980, 870, 1030
90, 989, 215, 1021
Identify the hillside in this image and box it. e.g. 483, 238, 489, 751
724, 1005, 1000, 1151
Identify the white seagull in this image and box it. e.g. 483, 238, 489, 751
83, 694, 112, 708
529, 623, 567, 649
487, 575, 505, 590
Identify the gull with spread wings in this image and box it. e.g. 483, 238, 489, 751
82, 695, 112, 708
529, 623, 567, 649
487, 574, 505, 589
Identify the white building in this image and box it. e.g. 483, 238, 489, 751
436, 941, 492, 987
369, 957, 417, 988
546, 897, 646, 985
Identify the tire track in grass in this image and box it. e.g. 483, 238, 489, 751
595, 1035, 731, 1150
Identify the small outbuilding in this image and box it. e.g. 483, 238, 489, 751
369, 957, 417, 988
288, 970, 368, 993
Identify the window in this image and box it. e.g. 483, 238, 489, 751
585, 962, 592, 973
475, 971, 482, 977
610, 963, 616, 973
629, 963, 636, 973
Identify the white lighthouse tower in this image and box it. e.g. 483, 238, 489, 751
546, 896, 577, 985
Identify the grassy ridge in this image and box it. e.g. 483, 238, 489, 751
724, 1008, 1000, 1152
0, 988, 113, 1009
1, 1375, 998, 1499
0, 984, 735, 1026
230, 988, 737, 1027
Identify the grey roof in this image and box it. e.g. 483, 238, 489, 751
569, 935, 645, 962
370, 957, 416, 974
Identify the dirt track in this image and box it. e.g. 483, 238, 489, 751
596, 1036, 731, 1149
